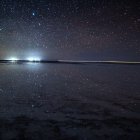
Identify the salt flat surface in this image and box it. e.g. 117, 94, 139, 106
0, 64, 140, 139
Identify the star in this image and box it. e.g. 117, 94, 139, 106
32, 12, 35, 16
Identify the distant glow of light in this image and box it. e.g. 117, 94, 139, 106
8, 57, 19, 62
27, 57, 34, 61
27, 57, 41, 62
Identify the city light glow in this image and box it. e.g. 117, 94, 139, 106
27, 57, 41, 62
8, 57, 19, 62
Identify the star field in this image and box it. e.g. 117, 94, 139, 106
0, 1, 140, 139
0, 0, 140, 60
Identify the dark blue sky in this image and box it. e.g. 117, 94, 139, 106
0, 0, 140, 60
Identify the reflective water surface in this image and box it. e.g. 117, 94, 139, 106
0, 64, 140, 139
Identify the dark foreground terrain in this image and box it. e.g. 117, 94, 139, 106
0, 64, 140, 140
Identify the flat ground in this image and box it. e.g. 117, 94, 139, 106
0, 64, 140, 140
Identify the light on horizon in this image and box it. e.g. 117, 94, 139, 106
27, 57, 41, 62
8, 57, 19, 62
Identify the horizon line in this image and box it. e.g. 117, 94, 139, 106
0, 60, 140, 65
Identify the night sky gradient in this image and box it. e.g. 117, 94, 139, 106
0, 0, 140, 60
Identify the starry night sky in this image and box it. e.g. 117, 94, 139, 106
0, 0, 140, 60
